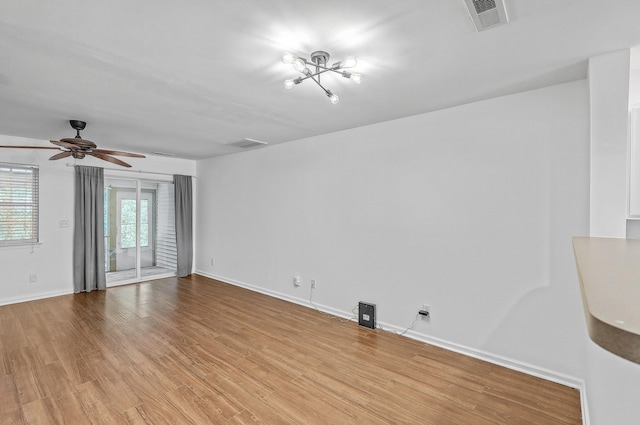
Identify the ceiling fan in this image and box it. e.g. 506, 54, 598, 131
0, 120, 145, 168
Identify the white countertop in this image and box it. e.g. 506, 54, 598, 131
572, 237, 640, 364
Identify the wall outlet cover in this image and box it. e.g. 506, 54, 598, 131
358, 302, 376, 329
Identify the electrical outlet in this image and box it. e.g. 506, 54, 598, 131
210, 258, 215, 266
419, 304, 431, 319
311, 279, 316, 289
29, 274, 37, 283
293, 275, 301, 287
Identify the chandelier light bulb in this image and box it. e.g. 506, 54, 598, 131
293, 58, 306, 72
349, 72, 364, 84
342, 72, 364, 84
327, 91, 340, 104
283, 79, 295, 89
281, 52, 297, 65
341, 55, 358, 68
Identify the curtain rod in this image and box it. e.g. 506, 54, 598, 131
65, 163, 196, 178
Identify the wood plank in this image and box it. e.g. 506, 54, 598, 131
22, 397, 64, 425
0, 374, 24, 425
0, 275, 582, 424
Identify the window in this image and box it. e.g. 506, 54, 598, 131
120, 198, 149, 248
0, 163, 39, 245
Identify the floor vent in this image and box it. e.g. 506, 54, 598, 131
463, 0, 509, 31
226, 138, 268, 149
358, 302, 376, 329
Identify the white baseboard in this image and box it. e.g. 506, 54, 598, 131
196, 270, 589, 424
0, 288, 74, 306
195, 270, 355, 320
580, 384, 590, 425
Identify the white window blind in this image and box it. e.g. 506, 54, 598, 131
0, 163, 39, 245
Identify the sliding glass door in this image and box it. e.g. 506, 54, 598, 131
104, 177, 176, 284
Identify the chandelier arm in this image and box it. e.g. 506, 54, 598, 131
305, 73, 331, 95
330, 69, 350, 76
302, 68, 332, 79
294, 68, 332, 83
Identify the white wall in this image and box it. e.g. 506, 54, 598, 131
196, 80, 590, 383
629, 46, 640, 106
585, 48, 640, 425
589, 49, 630, 237
0, 134, 195, 305
628, 47, 640, 218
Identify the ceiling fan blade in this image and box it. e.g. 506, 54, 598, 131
0, 145, 60, 149
92, 148, 145, 158
50, 139, 78, 149
89, 152, 132, 168
49, 151, 73, 161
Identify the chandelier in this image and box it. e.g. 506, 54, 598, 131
281, 51, 363, 104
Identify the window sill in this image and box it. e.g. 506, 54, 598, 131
0, 242, 42, 250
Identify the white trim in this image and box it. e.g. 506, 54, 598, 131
0, 288, 73, 306
75, 163, 195, 179
389, 323, 583, 389
196, 269, 589, 424
581, 382, 591, 425
106, 272, 176, 288
196, 270, 354, 320
0, 242, 42, 250
627, 107, 635, 218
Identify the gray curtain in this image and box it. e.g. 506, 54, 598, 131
174, 174, 193, 277
73, 165, 106, 292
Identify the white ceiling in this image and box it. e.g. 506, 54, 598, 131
1, 0, 640, 160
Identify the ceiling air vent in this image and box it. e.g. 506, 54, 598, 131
463, 0, 509, 31
226, 138, 268, 149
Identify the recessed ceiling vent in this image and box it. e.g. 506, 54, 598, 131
463, 0, 509, 31
226, 138, 268, 149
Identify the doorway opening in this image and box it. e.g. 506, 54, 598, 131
104, 178, 176, 284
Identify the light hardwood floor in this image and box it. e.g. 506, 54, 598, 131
0, 275, 582, 424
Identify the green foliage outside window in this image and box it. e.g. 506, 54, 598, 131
120, 199, 148, 248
